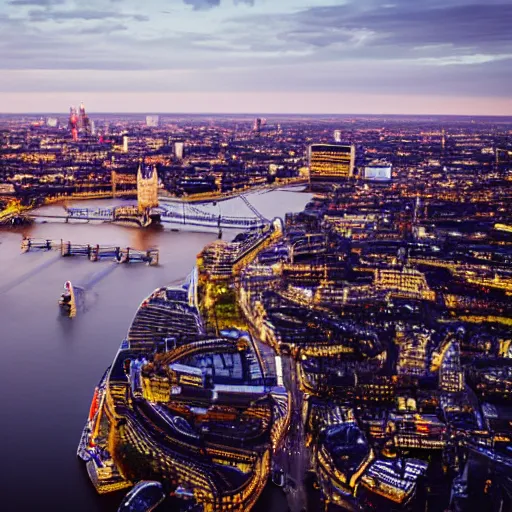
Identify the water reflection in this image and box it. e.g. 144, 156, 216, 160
129, 223, 164, 250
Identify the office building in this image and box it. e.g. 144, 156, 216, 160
309, 144, 355, 182
364, 163, 392, 181
253, 118, 263, 133
175, 142, 184, 160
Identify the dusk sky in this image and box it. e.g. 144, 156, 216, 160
0, 0, 511, 114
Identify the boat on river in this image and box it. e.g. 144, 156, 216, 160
58, 281, 77, 318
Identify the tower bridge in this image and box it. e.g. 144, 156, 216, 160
24, 202, 266, 231
40, 205, 266, 231
10, 164, 270, 232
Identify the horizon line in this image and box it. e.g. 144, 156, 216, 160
3, 112, 512, 119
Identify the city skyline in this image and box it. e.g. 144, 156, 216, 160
1, 103, 511, 511
0, 0, 511, 115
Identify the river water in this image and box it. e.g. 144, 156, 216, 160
0, 188, 311, 512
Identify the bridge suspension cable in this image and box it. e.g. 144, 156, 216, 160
240, 194, 267, 222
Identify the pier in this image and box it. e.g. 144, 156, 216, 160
21, 238, 159, 265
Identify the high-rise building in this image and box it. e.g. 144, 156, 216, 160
174, 142, 184, 160
122, 136, 129, 153
334, 130, 342, 143
309, 144, 355, 182
79, 102, 91, 135
146, 115, 160, 128
253, 118, 262, 133
438, 338, 464, 393
69, 106, 78, 141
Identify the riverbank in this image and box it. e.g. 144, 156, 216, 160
0, 179, 309, 225
0, 187, 312, 512
160, 177, 308, 204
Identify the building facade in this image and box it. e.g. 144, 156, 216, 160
309, 144, 355, 182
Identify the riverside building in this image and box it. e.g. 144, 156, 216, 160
309, 144, 356, 182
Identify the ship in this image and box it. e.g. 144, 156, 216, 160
117, 481, 165, 512
58, 281, 77, 318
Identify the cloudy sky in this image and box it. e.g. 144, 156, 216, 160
0, 0, 511, 114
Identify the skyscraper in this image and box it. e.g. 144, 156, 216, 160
334, 130, 342, 143
253, 118, 262, 133
79, 102, 91, 135
309, 144, 356, 182
174, 142, 184, 160
69, 106, 78, 141
438, 338, 464, 393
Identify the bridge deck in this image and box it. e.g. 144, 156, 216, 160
25, 205, 269, 231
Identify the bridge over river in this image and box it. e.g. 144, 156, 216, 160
23, 199, 269, 232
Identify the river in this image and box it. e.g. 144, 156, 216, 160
0, 188, 311, 512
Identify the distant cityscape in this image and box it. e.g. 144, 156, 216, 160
1, 111, 512, 512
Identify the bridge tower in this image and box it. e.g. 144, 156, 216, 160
137, 164, 159, 213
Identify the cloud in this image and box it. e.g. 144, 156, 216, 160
0, 0, 509, 107
8, 0, 64, 5
223, 0, 512, 60
292, 1, 512, 51
183, 0, 255, 10
183, 0, 221, 11
418, 54, 512, 66
27, 8, 149, 22
78, 22, 128, 35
